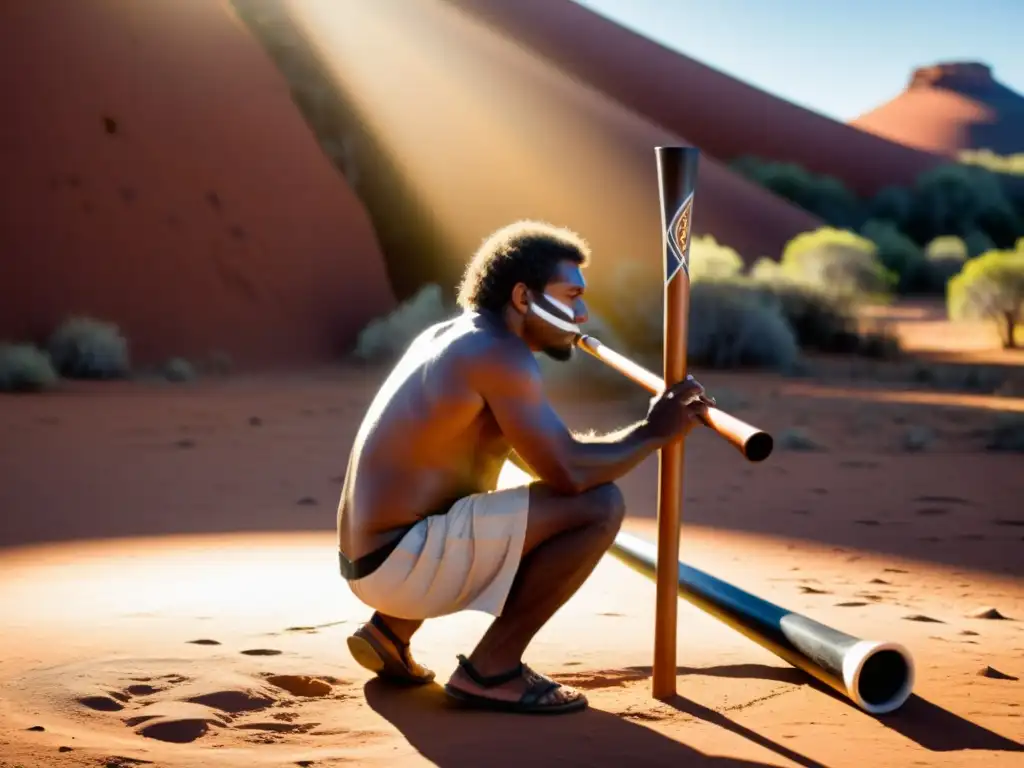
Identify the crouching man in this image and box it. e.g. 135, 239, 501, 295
336, 220, 710, 714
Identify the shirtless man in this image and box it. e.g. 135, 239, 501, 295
337, 220, 712, 714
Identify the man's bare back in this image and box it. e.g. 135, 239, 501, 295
337, 311, 531, 562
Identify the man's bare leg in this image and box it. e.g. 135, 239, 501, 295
445, 482, 626, 707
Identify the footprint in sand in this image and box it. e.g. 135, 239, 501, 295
903, 614, 944, 623
835, 601, 871, 608
63, 661, 340, 745
187, 639, 221, 646
240, 648, 283, 656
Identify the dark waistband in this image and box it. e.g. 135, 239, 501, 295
338, 525, 412, 581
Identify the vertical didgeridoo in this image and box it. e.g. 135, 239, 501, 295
650, 146, 698, 699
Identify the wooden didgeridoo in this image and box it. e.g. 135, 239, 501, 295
574, 334, 774, 463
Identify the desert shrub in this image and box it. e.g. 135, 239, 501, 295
685, 280, 800, 370
924, 235, 969, 291
729, 156, 861, 228
161, 357, 196, 382
959, 150, 1024, 176
857, 324, 902, 359
748, 257, 783, 282
747, 273, 860, 353
865, 186, 913, 232
906, 164, 1022, 248
964, 229, 998, 258
779, 227, 897, 299
688, 235, 744, 282
352, 283, 452, 361
947, 243, 1024, 348
0, 343, 59, 393
595, 265, 799, 371
860, 219, 928, 293
47, 316, 130, 379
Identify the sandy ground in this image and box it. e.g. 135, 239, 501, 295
1, 342, 1022, 767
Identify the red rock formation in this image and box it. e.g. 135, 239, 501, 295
850, 62, 1024, 156
279, 0, 821, 308
443, 0, 949, 196
0, 0, 395, 368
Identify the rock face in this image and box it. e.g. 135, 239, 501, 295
851, 62, 1024, 156
0, 0, 395, 368
253, 0, 820, 319
441, 0, 948, 196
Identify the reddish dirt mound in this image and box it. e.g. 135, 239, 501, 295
850, 62, 1024, 156
444, 0, 949, 196
283, 0, 820, 303
0, 0, 394, 368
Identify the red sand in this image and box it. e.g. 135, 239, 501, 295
443, 0, 950, 196
0, 357, 1022, 766
0, 0, 395, 368
850, 63, 1024, 156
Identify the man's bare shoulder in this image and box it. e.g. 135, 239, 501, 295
432, 313, 539, 389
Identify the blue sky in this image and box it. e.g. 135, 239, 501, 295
570, 0, 1024, 122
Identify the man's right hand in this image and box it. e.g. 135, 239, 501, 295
644, 375, 714, 442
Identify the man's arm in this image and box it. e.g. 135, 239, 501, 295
475, 344, 664, 494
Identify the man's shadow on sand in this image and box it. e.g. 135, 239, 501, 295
364, 663, 1022, 768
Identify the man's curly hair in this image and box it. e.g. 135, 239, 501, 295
456, 220, 590, 313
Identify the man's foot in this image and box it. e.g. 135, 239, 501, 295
444, 654, 587, 714
347, 614, 435, 685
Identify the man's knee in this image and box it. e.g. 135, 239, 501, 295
582, 482, 626, 534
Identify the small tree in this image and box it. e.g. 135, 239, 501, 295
947, 243, 1024, 348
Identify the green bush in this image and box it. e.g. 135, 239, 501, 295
865, 186, 913, 232
959, 150, 1024, 176
352, 283, 452, 361
0, 344, 59, 393
161, 357, 196, 382
947, 242, 1024, 348
747, 273, 860, 353
964, 229, 998, 258
923, 235, 969, 292
860, 219, 928, 293
47, 316, 130, 379
685, 280, 800, 370
906, 164, 1022, 248
688, 234, 744, 282
779, 227, 897, 299
729, 156, 861, 228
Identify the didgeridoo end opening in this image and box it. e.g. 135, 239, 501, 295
744, 432, 774, 462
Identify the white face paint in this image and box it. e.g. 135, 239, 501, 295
528, 293, 580, 335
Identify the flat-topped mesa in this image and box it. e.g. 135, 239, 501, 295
909, 62, 996, 92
